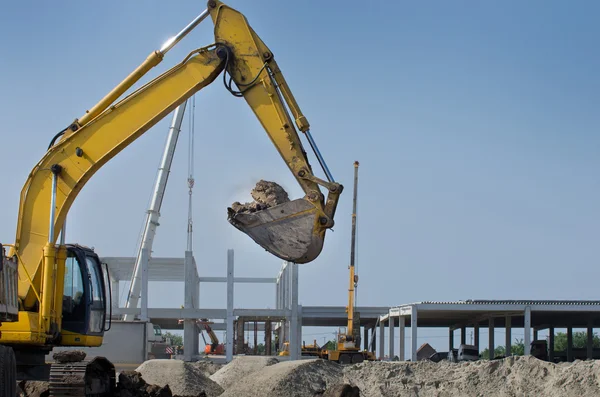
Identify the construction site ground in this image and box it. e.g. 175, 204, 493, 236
16, 355, 600, 397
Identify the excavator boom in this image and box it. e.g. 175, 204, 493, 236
11, 1, 341, 311
0, 1, 342, 392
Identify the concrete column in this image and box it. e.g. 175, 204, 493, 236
296, 305, 303, 359
226, 250, 234, 362
549, 327, 555, 362
524, 306, 531, 355
371, 325, 376, 353
363, 327, 369, 351
587, 324, 594, 360
474, 325, 480, 352
378, 319, 384, 360
399, 316, 406, 361
567, 327, 573, 362
289, 262, 299, 360
236, 320, 244, 354
183, 250, 198, 361
505, 316, 512, 356
489, 317, 495, 359
265, 321, 272, 356
388, 317, 395, 360
460, 326, 466, 345
111, 279, 119, 313
411, 306, 418, 362
281, 264, 288, 348
449, 328, 454, 351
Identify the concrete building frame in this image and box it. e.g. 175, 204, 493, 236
379, 300, 600, 362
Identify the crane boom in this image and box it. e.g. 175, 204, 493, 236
347, 161, 359, 335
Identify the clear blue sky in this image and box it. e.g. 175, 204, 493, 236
1, 1, 598, 356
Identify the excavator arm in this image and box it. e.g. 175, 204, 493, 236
11, 0, 342, 314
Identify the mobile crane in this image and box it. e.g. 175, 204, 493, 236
0, 1, 342, 395
326, 161, 375, 364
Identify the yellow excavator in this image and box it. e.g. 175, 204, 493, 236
0, 1, 342, 395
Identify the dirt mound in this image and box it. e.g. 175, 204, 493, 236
218, 359, 343, 397
137, 359, 224, 397
343, 356, 600, 397
321, 383, 361, 397
116, 371, 172, 397
194, 359, 224, 377
229, 180, 289, 214
210, 356, 279, 390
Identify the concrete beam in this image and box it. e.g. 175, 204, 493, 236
199, 277, 277, 283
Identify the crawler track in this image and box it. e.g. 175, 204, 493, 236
49, 357, 116, 397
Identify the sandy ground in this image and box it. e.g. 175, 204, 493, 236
17, 355, 600, 397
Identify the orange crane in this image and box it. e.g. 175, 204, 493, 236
198, 319, 225, 355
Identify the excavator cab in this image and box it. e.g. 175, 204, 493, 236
60, 244, 109, 346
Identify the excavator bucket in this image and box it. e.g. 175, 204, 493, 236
228, 198, 325, 264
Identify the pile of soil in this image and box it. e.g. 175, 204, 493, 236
229, 180, 290, 214
343, 355, 600, 397
116, 371, 172, 397
136, 359, 224, 397
194, 359, 224, 377
217, 359, 343, 397
210, 356, 279, 390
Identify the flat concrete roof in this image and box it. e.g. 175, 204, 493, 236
387, 300, 600, 329
114, 305, 390, 330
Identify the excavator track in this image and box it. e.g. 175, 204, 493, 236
49, 357, 116, 397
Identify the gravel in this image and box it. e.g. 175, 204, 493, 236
343, 355, 600, 397
210, 356, 279, 390
136, 359, 224, 397
217, 358, 343, 397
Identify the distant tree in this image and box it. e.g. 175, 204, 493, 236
256, 343, 266, 354
554, 332, 600, 351
163, 331, 183, 346
511, 339, 525, 356
323, 340, 337, 351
